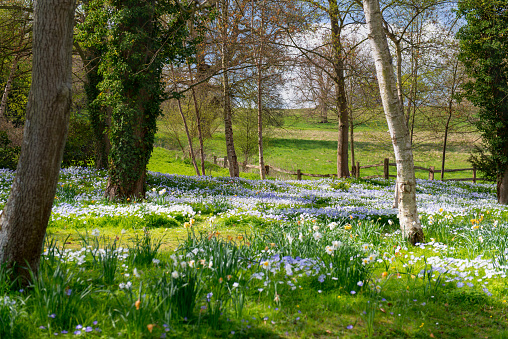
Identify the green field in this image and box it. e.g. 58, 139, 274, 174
153, 109, 480, 181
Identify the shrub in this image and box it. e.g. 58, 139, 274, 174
62, 114, 95, 168
0, 130, 20, 170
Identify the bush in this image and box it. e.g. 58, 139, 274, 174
0, 130, 20, 170
62, 114, 95, 167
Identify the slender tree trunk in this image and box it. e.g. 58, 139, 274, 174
176, 96, 200, 176
0, 0, 76, 280
0, 57, 23, 146
330, 1, 349, 178
350, 114, 355, 171
256, 1, 266, 180
441, 109, 452, 180
170, 65, 200, 176
409, 42, 419, 144
257, 63, 266, 179
170, 64, 199, 176
187, 63, 206, 176
362, 0, 424, 244
441, 60, 458, 180
0, 57, 20, 119
221, 0, 239, 178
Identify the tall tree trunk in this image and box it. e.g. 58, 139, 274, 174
256, 1, 266, 180
0, 0, 76, 280
221, 0, 239, 178
408, 38, 420, 145
441, 108, 452, 180
350, 114, 355, 172
330, 1, 349, 178
441, 60, 459, 180
187, 63, 206, 176
172, 65, 200, 176
176, 96, 201, 176
257, 63, 266, 179
222, 66, 239, 177
362, 0, 424, 244
104, 0, 165, 200
0, 57, 24, 146
0, 57, 20, 119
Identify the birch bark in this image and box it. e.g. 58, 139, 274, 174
362, 0, 424, 244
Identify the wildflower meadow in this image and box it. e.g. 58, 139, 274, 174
0, 167, 507, 338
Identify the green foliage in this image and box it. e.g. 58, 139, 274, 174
468, 145, 497, 181
0, 294, 26, 339
78, 0, 195, 197
62, 114, 95, 168
0, 131, 20, 170
329, 180, 351, 191
128, 231, 163, 266
456, 0, 508, 180
0, 74, 30, 127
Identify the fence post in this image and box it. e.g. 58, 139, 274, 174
473, 166, 477, 184
213, 156, 217, 165
265, 165, 270, 176
297, 169, 302, 180
429, 166, 435, 180
356, 162, 360, 179
223, 157, 228, 168
384, 158, 389, 179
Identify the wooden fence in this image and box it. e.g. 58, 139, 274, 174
213, 156, 488, 183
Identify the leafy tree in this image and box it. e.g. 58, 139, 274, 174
79, 0, 194, 199
456, 0, 508, 203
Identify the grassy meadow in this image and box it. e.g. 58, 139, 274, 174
1, 162, 508, 338
1, 109, 504, 338
155, 109, 480, 181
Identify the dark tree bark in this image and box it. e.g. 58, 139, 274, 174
0, 0, 76, 280
187, 62, 206, 176
329, 0, 350, 178
221, 0, 239, 178
498, 167, 508, 204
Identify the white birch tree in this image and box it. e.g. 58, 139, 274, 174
362, 0, 424, 244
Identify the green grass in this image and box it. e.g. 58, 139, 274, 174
148, 147, 259, 180
153, 108, 482, 181
1, 166, 508, 338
